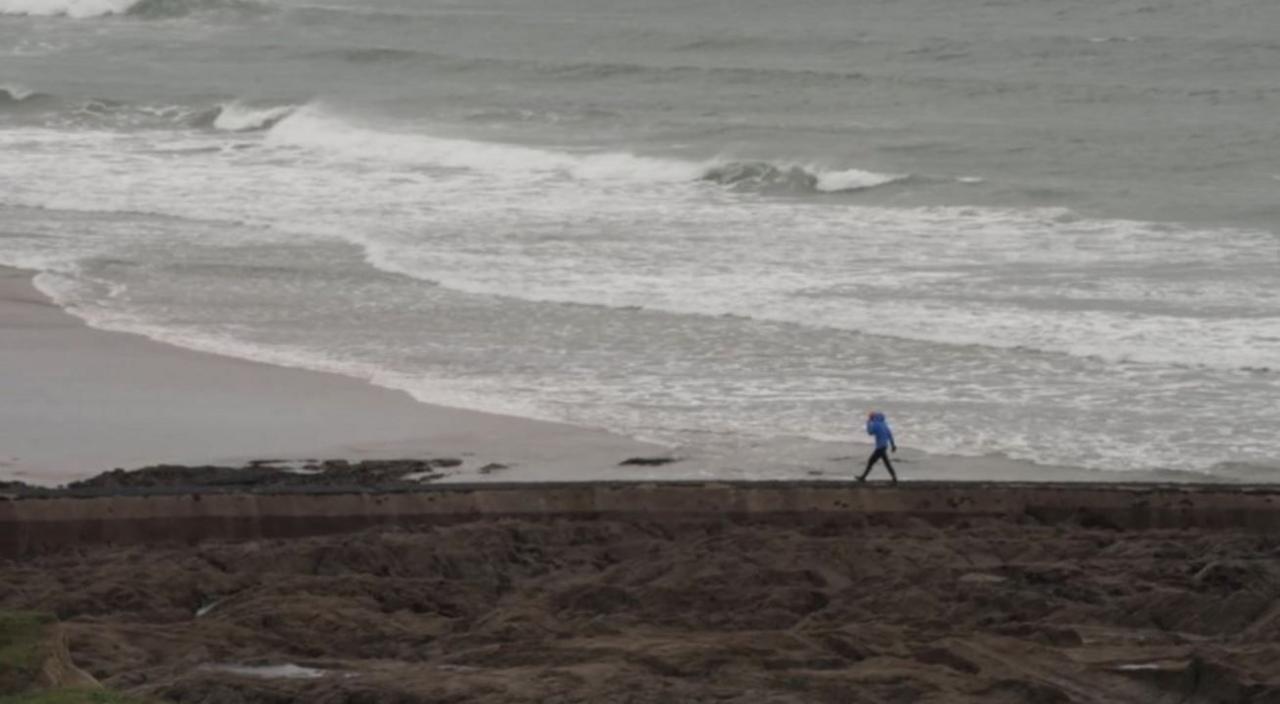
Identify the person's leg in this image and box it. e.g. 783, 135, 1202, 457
882, 451, 898, 484
859, 448, 884, 481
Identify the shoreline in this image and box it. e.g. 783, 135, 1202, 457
0, 265, 665, 485
2, 265, 1263, 487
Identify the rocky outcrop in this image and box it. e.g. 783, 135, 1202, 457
66, 459, 463, 492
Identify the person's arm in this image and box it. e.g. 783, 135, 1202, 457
889, 427, 897, 452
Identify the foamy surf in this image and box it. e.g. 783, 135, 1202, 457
264, 107, 908, 193
0, 0, 135, 16
2, 120, 1275, 377
814, 167, 908, 192
265, 106, 702, 183
0, 0, 261, 17
701, 161, 908, 194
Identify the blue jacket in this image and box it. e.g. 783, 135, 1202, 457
866, 412, 895, 450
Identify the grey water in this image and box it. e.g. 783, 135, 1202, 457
2, 0, 1278, 476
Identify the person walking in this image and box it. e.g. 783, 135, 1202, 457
858, 411, 898, 483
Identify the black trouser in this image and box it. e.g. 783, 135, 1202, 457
859, 447, 897, 482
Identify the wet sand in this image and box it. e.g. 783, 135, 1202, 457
0, 266, 661, 485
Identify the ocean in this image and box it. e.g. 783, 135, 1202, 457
2, 0, 1278, 477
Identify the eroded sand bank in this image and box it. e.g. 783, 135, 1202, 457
3, 481, 1279, 703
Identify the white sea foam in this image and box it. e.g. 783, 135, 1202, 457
0, 0, 135, 17
813, 167, 906, 192
3, 121, 1278, 476
352, 197, 1280, 371
3, 122, 1275, 374
266, 106, 701, 183
266, 107, 908, 192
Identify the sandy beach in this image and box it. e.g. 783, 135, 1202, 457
0, 265, 663, 485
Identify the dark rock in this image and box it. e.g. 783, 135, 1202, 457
1193, 561, 1269, 592
552, 585, 638, 614
980, 679, 1071, 704
618, 457, 679, 467
67, 465, 283, 490
52, 458, 468, 496
914, 646, 980, 674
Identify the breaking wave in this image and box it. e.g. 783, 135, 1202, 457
0, 84, 35, 102
0, 0, 133, 16
0, 84, 55, 108
191, 101, 299, 132
265, 107, 702, 183
0, 0, 261, 18
264, 107, 909, 194
702, 161, 909, 194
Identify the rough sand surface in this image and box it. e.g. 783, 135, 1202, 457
3, 514, 1279, 703
0, 266, 660, 484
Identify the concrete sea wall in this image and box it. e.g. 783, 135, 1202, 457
3, 482, 1280, 558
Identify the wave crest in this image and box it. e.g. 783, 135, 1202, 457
0, 0, 261, 18
0, 84, 55, 108
191, 101, 299, 131
0, 84, 34, 101
265, 107, 702, 182
701, 161, 908, 194
261, 107, 907, 195
0, 0, 132, 17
